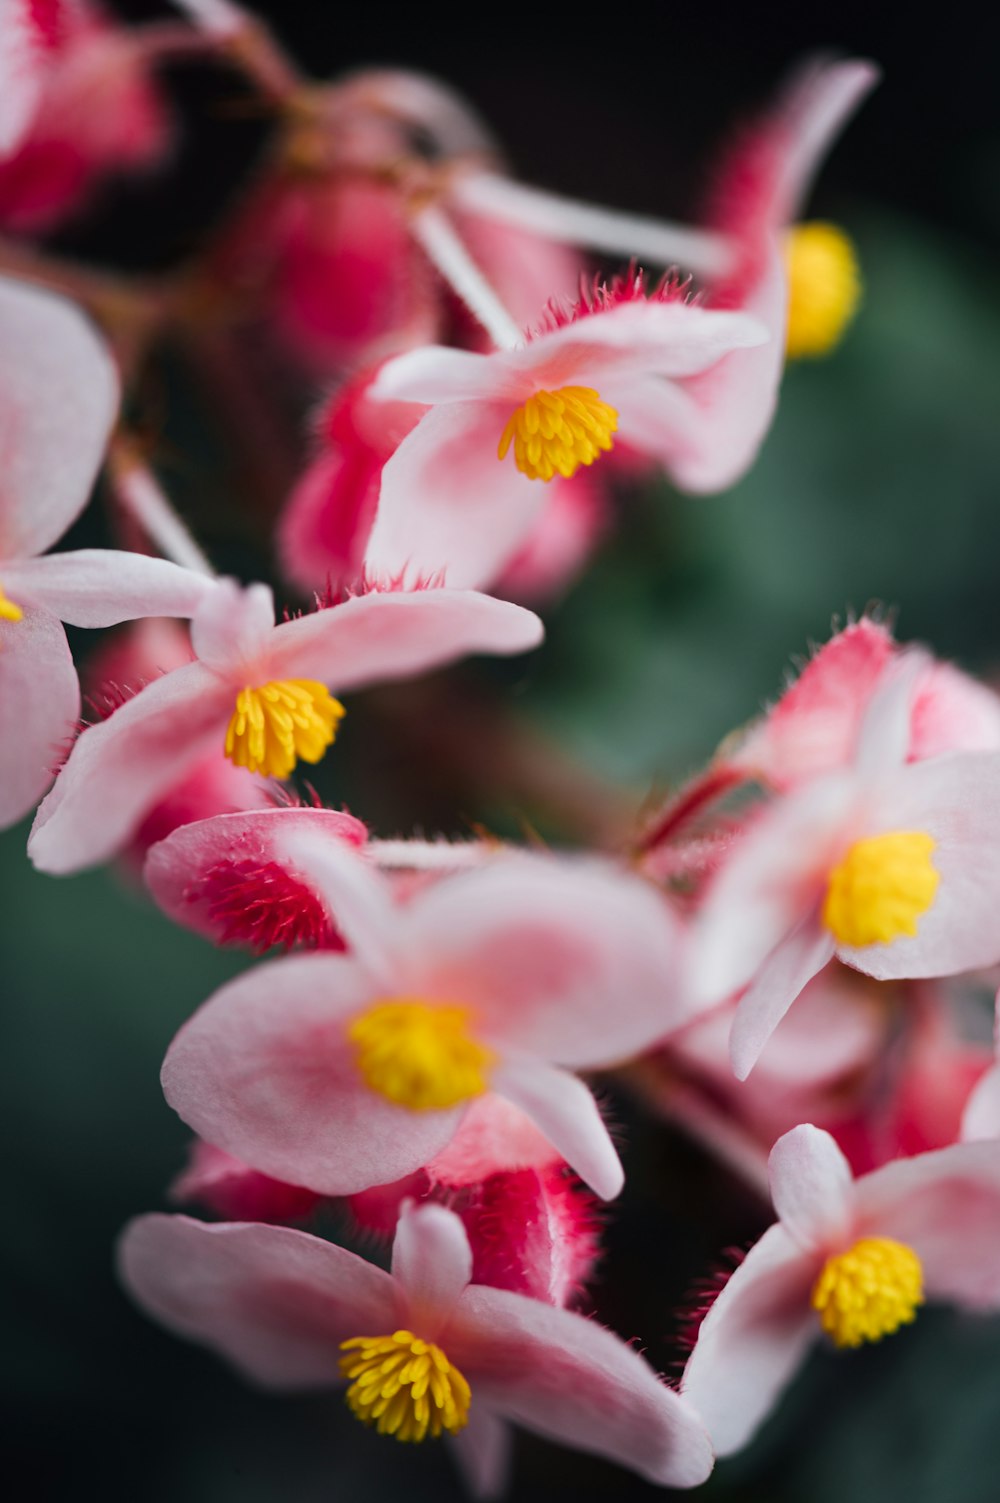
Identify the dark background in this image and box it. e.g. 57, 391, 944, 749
4, 3, 1000, 1500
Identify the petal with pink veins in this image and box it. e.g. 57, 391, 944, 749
681, 1221, 818, 1456
0, 275, 118, 559
267, 584, 543, 684
0, 599, 77, 829
364, 405, 544, 593
768, 1124, 857, 1251
492, 1053, 623, 1202
3, 549, 216, 627
118, 1215, 396, 1388
161, 952, 462, 1195
395, 853, 688, 1066
391, 1201, 473, 1328
450, 1283, 714, 1487
28, 660, 230, 873
143, 806, 369, 945
840, 753, 1000, 980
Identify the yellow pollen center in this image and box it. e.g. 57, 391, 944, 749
348, 998, 494, 1111
498, 385, 618, 481
812, 1236, 924, 1348
224, 679, 344, 779
784, 221, 861, 360
822, 830, 939, 948
340, 1330, 471, 1442
0, 584, 23, 625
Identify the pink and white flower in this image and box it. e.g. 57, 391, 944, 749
691, 656, 1000, 1077
29, 576, 542, 873
0, 276, 216, 830
962, 994, 1000, 1144
682, 1124, 1000, 1456
120, 1201, 713, 1491
160, 837, 690, 1201
363, 280, 767, 591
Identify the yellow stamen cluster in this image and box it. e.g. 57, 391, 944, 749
0, 585, 23, 624
822, 830, 939, 948
340, 1330, 471, 1442
224, 679, 344, 779
498, 385, 618, 481
812, 1236, 924, 1348
349, 998, 494, 1111
785, 221, 861, 360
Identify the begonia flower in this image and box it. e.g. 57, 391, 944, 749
692, 656, 1000, 1077
0, 276, 217, 831
682, 1123, 1000, 1456
962, 994, 1000, 1144
362, 280, 767, 591
160, 837, 690, 1201
29, 577, 542, 874
120, 1202, 713, 1491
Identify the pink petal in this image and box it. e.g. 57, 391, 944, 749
728, 921, 836, 1081
0, 275, 118, 559
606, 373, 701, 467
961, 1064, 1000, 1143
274, 830, 403, 986
391, 1202, 472, 1326
449, 1284, 714, 1487
426, 1094, 559, 1186
855, 1141, 1000, 1309
513, 298, 767, 386
770, 57, 882, 222
363, 404, 545, 592
3, 549, 215, 627
267, 584, 543, 685
0, 599, 77, 829
692, 775, 857, 1007
397, 853, 689, 1066
681, 1221, 817, 1456
160, 952, 462, 1195
840, 753, 1000, 979
143, 807, 369, 946
0, 0, 51, 154
449, 1407, 512, 1501
666, 241, 786, 495
768, 1124, 857, 1251
28, 660, 229, 873
371, 345, 519, 404
492, 1054, 622, 1202
852, 648, 928, 780
190, 579, 275, 677
118, 1214, 396, 1387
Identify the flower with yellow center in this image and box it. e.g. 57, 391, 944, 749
784, 221, 861, 360
0, 585, 23, 625
812, 1236, 924, 1348
349, 998, 495, 1111
224, 679, 344, 779
822, 830, 939, 948
339, 1329, 471, 1442
498, 386, 618, 481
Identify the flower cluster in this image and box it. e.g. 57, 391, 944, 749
4, 3, 998, 1497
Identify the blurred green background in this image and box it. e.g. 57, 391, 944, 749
4, 3, 1000, 1498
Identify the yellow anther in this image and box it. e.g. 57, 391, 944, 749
0, 585, 23, 624
349, 998, 494, 1111
785, 221, 860, 359
224, 679, 344, 779
812, 1236, 924, 1348
340, 1330, 471, 1442
823, 830, 939, 948
498, 385, 618, 481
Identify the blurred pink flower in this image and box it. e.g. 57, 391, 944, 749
120, 1201, 713, 1490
